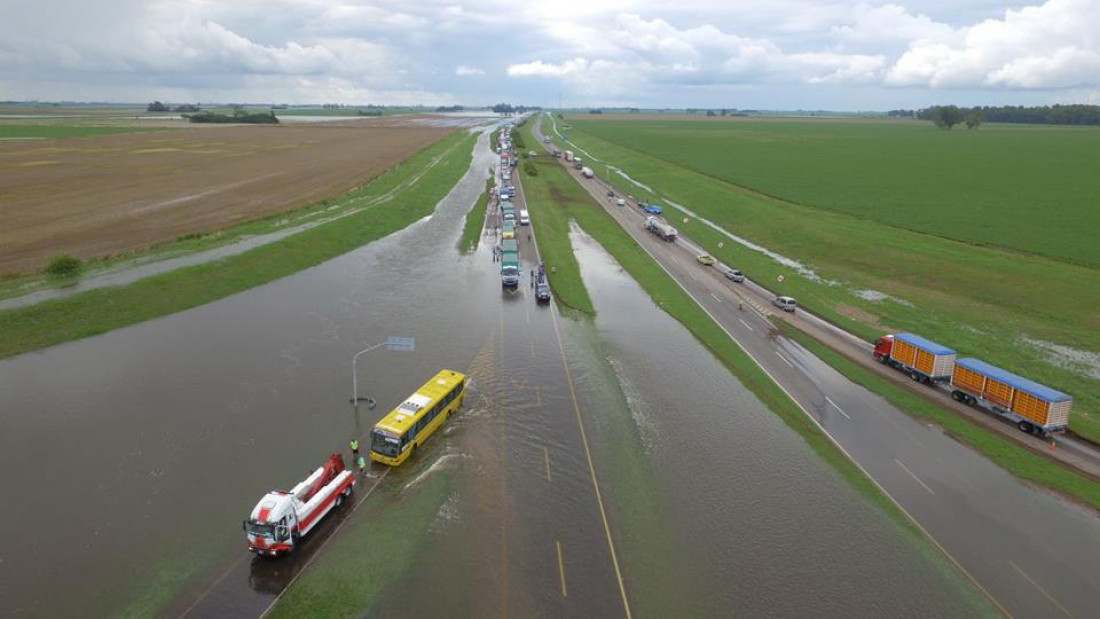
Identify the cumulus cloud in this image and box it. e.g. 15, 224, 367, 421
455, 65, 485, 76
508, 14, 886, 93
886, 0, 1100, 89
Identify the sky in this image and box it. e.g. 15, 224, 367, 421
1, 0, 1098, 110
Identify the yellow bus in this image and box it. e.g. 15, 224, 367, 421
502, 220, 515, 240
369, 369, 468, 466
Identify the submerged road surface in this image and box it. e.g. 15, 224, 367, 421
534, 115, 1100, 618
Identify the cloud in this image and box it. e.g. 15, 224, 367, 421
508, 14, 886, 93
507, 58, 590, 77
455, 65, 485, 76
886, 0, 1100, 89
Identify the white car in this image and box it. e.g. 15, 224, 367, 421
725, 269, 745, 283
773, 296, 797, 312
616, 198, 626, 206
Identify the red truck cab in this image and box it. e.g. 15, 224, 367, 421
873, 334, 894, 361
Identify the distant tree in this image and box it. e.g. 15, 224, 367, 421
719, 109, 728, 116
174, 104, 200, 112
965, 108, 984, 130
147, 101, 169, 112
588, 109, 603, 114
706, 110, 716, 116
932, 105, 963, 130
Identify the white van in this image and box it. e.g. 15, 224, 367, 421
773, 296, 797, 312
519, 209, 530, 225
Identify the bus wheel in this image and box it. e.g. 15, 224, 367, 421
1017, 421, 1035, 434
335, 493, 344, 508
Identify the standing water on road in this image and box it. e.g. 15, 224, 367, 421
562, 228, 992, 616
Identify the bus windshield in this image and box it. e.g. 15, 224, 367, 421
371, 430, 401, 457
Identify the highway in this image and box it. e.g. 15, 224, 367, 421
532, 115, 1100, 618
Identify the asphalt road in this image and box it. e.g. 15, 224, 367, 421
533, 116, 1100, 618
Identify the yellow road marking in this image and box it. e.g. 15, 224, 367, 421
549, 304, 632, 619
1010, 561, 1071, 617
556, 540, 568, 597
544, 447, 552, 482
895, 459, 935, 495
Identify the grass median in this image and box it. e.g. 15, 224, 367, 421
0, 132, 475, 358
519, 120, 917, 531
458, 177, 492, 254
778, 321, 1100, 510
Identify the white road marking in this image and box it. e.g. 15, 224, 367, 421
711, 292, 721, 303
776, 352, 794, 368
895, 459, 935, 495
825, 396, 851, 420
687, 271, 698, 282
738, 318, 754, 331
1009, 560, 1072, 617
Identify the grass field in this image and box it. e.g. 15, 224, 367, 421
0, 132, 475, 358
570, 117, 1100, 267
553, 115, 1100, 443
0, 124, 159, 139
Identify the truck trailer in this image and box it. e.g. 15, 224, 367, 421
501, 251, 520, 287
873, 333, 956, 383
951, 358, 1072, 436
244, 453, 355, 556
644, 216, 678, 241
564, 150, 573, 162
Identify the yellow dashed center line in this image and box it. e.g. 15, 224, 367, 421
556, 540, 568, 597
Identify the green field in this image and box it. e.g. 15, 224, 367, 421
570, 118, 1100, 267
0, 124, 159, 139
555, 115, 1100, 442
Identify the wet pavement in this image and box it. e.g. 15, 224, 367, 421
0, 118, 1012, 618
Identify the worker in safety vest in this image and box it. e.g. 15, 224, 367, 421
350, 439, 360, 461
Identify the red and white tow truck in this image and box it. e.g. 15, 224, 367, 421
243, 452, 355, 556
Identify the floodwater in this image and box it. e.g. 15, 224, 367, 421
1, 124, 981, 617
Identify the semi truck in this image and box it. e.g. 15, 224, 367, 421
243, 453, 355, 556
564, 150, 573, 162
581, 166, 594, 178
501, 250, 520, 287
644, 216, 678, 241
573, 158, 583, 170
951, 358, 1072, 436
874, 332, 1073, 436
873, 333, 956, 383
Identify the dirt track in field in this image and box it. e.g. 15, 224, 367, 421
0, 119, 454, 274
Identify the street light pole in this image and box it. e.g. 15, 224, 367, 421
351, 341, 386, 408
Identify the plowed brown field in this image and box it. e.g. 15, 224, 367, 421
0, 120, 453, 274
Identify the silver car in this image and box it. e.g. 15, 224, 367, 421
725, 269, 745, 283
773, 296, 797, 312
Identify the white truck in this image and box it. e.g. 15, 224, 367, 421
644, 216, 678, 241
243, 452, 355, 556
564, 150, 574, 162
581, 166, 594, 178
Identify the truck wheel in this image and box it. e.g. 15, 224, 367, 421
910, 371, 921, 382
1017, 421, 1035, 434
335, 493, 344, 508
952, 390, 965, 402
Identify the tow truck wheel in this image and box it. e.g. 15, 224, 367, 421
1018, 421, 1035, 434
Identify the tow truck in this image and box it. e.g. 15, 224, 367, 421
243, 452, 355, 556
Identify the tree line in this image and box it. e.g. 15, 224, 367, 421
890, 104, 1100, 127
185, 111, 279, 124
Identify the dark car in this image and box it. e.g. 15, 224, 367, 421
535, 278, 552, 303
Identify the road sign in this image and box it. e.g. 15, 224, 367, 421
386, 336, 416, 352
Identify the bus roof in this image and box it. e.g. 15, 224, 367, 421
375, 369, 467, 435
502, 239, 518, 252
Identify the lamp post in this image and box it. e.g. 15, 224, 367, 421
350, 336, 416, 410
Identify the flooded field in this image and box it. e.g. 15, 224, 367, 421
1, 126, 983, 617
